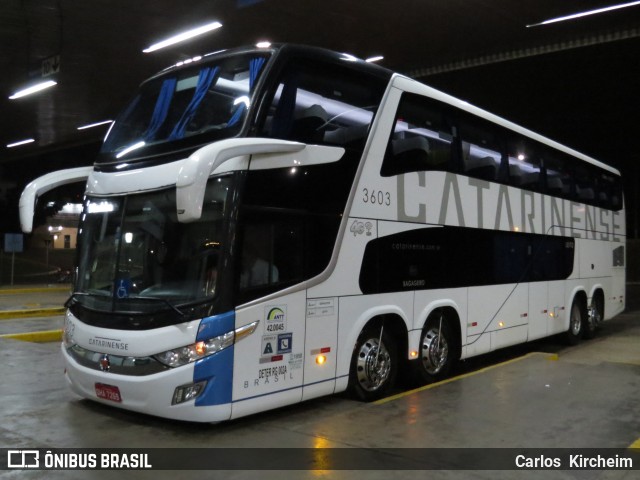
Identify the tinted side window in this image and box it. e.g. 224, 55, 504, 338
237, 163, 348, 304
596, 170, 623, 210
236, 205, 339, 304
457, 114, 504, 182
381, 94, 454, 177
507, 138, 542, 191
236, 210, 302, 299
574, 164, 597, 203
359, 227, 575, 294
543, 151, 573, 198
377, 93, 623, 211
259, 59, 386, 151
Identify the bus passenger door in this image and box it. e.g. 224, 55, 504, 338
302, 297, 338, 401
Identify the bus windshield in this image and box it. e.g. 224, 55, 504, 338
101, 53, 269, 160
74, 176, 233, 313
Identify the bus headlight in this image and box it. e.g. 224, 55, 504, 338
154, 320, 258, 368
63, 314, 76, 348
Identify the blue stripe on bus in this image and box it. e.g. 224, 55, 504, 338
193, 311, 236, 406
194, 346, 234, 406
196, 310, 235, 341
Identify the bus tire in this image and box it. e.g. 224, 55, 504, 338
584, 293, 604, 339
349, 327, 397, 402
414, 311, 456, 383
565, 297, 586, 345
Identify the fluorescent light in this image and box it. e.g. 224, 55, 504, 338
366, 56, 384, 63
87, 201, 115, 214
527, 1, 640, 27
9, 80, 57, 99
143, 21, 222, 53
7, 138, 35, 148
256, 41, 271, 48
77, 120, 113, 130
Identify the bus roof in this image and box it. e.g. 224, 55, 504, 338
137, 44, 619, 177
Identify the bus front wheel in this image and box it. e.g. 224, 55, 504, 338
349, 327, 397, 401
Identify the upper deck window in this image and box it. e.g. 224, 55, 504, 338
258, 58, 386, 151
381, 94, 454, 176
101, 53, 268, 161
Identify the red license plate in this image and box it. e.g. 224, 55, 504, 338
95, 383, 122, 403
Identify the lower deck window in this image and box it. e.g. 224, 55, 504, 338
359, 226, 575, 294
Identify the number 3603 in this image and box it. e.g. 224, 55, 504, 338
362, 188, 391, 206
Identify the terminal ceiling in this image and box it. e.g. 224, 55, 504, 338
0, 0, 639, 173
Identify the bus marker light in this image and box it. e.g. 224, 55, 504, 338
235, 321, 259, 341
410, 350, 418, 358
310, 347, 331, 355
316, 355, 327, 365
259, 355, 284, 364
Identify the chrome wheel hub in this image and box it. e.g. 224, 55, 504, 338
589, 305, 602, 326
421, 328, 448, 375
356, 338, 391, 392
570, 304, 582, 335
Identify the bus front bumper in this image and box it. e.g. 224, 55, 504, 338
61, 344, 233, 423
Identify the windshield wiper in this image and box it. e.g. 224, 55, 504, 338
64, 291, 106, 308
126, 295, 186, 317
64, 291, 185, 317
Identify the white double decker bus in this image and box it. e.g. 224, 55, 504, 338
20, 44, 625, 422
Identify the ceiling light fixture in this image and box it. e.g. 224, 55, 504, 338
77, 120, 113, 130
527, 1, 640, 27
7, 138, 35, 148
256, 41, 271, 48
365, 55, 384, 63
143, 21, 223, 53
9, 80, 57, 99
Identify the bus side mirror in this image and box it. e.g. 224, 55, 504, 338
19, 167, 93, 233
175, 138, 306, 223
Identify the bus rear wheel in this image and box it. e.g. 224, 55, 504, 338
584, 293, 604, 339
415, 312, 455, 383
565, 297, 586, 345
349, 327, 397, 401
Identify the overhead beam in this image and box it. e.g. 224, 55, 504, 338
408, 27, 640, 78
